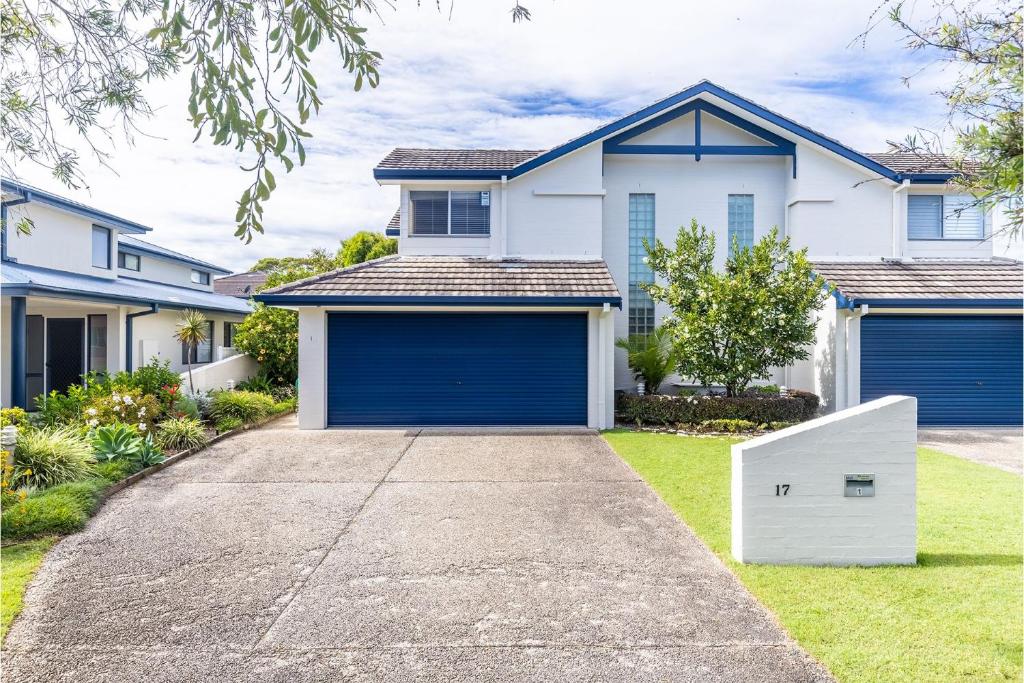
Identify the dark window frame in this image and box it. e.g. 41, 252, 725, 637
87, 314, 108, 373
191, 269, 211, 285
181, 320, 214, 365
117, 251, 141, 271
409, 190, 490, 237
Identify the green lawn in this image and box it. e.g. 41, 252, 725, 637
604, 430, 1023, 683
1, 537, 57, 642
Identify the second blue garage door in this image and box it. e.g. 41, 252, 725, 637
327, 312, 589, 426
860, 314, 1023, 426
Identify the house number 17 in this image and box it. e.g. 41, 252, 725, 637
775, 484, 790, 496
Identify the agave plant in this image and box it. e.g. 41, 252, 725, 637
134, 434, 167, 468
615, 326, 677, 395
91, 423, 143, 462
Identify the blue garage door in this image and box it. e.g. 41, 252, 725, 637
861, 315, 1023, 426
327, 312, 588, 426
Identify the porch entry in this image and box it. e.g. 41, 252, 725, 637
45, 318, 84, 396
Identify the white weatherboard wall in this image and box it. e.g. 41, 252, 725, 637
732, 395, 917, 566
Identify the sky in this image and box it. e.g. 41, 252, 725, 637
12, 0, 962, 273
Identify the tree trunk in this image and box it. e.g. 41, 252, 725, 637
186, 344, 195, 393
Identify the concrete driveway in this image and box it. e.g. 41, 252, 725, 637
919, 428, 1023, 475
4, 416, 829, 682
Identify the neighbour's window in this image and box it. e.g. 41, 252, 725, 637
91, 226, 111, 269
410, 190, 490, 236
191, 269, 211, 285
908, 194, 983, 240
118, 251, 141, 271
88, 315, 107, 372
181, 320, 214, 364
727, 194, 754, 253
628, 193, 656, 336
224, 321, 239, 347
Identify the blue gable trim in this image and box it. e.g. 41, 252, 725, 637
901, 173, 957, 184
256, 294, 623, 309
384, 227, 400, 237
1, 180, 152, 234
373, 81, 902, 182
855, 298, 1023, 309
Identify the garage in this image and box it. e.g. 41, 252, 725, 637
861, 315, 1023, 426
326, 312, 589, 426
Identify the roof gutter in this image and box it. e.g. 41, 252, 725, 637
255, 294, 623, 309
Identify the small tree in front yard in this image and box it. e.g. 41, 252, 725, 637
643, 220, 829, 397
615, 326, 676, 395
174, 309, 209, 394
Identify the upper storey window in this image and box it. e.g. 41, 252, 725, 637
191, 269, 211, 285
91, 226, 111, 269
908, 194, 983, 240
410, 190, 490, 236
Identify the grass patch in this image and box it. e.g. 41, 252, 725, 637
1, 478, 107, 541
603, 430, 1023, 683
1, 537, 57, 642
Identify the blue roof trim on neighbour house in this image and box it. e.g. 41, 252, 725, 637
254, 294, 623, 308
1, 261, 252, 314
829, 291, 1022, 310
384, 228, 401, 237
118, 235, 231, 274
373, 81, 902, 182
0, 180, 152, 234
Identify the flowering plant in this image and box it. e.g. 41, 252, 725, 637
83, 389, 161, 433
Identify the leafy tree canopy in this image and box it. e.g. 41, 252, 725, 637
1, 0, 530, 239
643, 221, 830, 397
338, 230, 397, 266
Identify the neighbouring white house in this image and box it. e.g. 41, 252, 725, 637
256, 80, 1023, 429
1, 180, 253, 409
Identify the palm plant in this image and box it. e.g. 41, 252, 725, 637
615, 327, 677, 395
174, 309, 209, 393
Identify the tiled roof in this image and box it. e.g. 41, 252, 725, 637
119, 235, 230, 274
387, 209, 400, 230
813, 260, 1023, 302
258, 256, 621, 301
213, 270, 268, 298
376, 148, 545, 171
2, 260, 252, 314
865, 153, 975, 175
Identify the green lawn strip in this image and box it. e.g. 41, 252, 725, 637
603, 430, 1023, 683
1, 537, 57, 642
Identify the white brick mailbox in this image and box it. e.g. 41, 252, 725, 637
732, 396, 917, 566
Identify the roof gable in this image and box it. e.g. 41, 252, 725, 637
373, 81, 905, 182
1, 180, 152, 234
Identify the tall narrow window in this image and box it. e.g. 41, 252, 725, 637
88, 315, 107, 373
182, 321, 214, 364
92, 226, 111, 269
727, 194, 754, 253
628, 193, 656, 336
224, 321, 239, 347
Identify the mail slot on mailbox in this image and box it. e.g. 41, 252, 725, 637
845, 473, 875, 497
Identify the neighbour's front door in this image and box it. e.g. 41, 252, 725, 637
46, 318, 84, 395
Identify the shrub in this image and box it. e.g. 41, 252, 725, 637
135, 434, 167, 468
237, 374, 275, 396
83, 389, 161, 433
270, 384, 295, 402
189, 391, 213, 420
210, 390, 276, 424
1, 479, 106, 540
156, 417, 208, 451
789, 389, 820, 420
615, 393, 813, 428
233, 304, 299, 386
0, 407, 28, 428
91, 423, 143, 462
615, 327, 676, 395
214, 416, 243, 434
272, 397, 297, 414
12, 426, 96, 488
34, 385, 88, 426
125, 358, 181, 399
748, 384, 781, 396
95, 459, 140, 483
698, 419, 757, 433
172, 394, 201, 420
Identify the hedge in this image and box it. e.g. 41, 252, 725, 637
616, 391, 820, 427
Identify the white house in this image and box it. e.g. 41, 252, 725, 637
1, 180, 252, 409
258, 80, 1023, 429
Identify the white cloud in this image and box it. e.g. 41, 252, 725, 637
12, 0, 958, 272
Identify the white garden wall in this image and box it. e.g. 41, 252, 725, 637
180, 353, 258, 394
732, 395, 917, 566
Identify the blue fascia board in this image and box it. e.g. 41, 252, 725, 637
384, 227, 400, 237
373, 168, 507, 181
1, 180, 152, 234
256, 294, 623, 309
899, 173, 957, 184
854, 297, 1023, 309
372, 82, 901, 182
603, 143, 793, 156
3, 282, 250, 313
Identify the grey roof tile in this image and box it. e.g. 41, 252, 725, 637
865, 152, 976, 175
376, 148, 545, 171
259, 256, 621, 300
813, 260, 1023, 301
213, 270, 268, 298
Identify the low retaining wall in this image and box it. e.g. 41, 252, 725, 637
731, 395, 917, 566
180, 353, 258, 393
